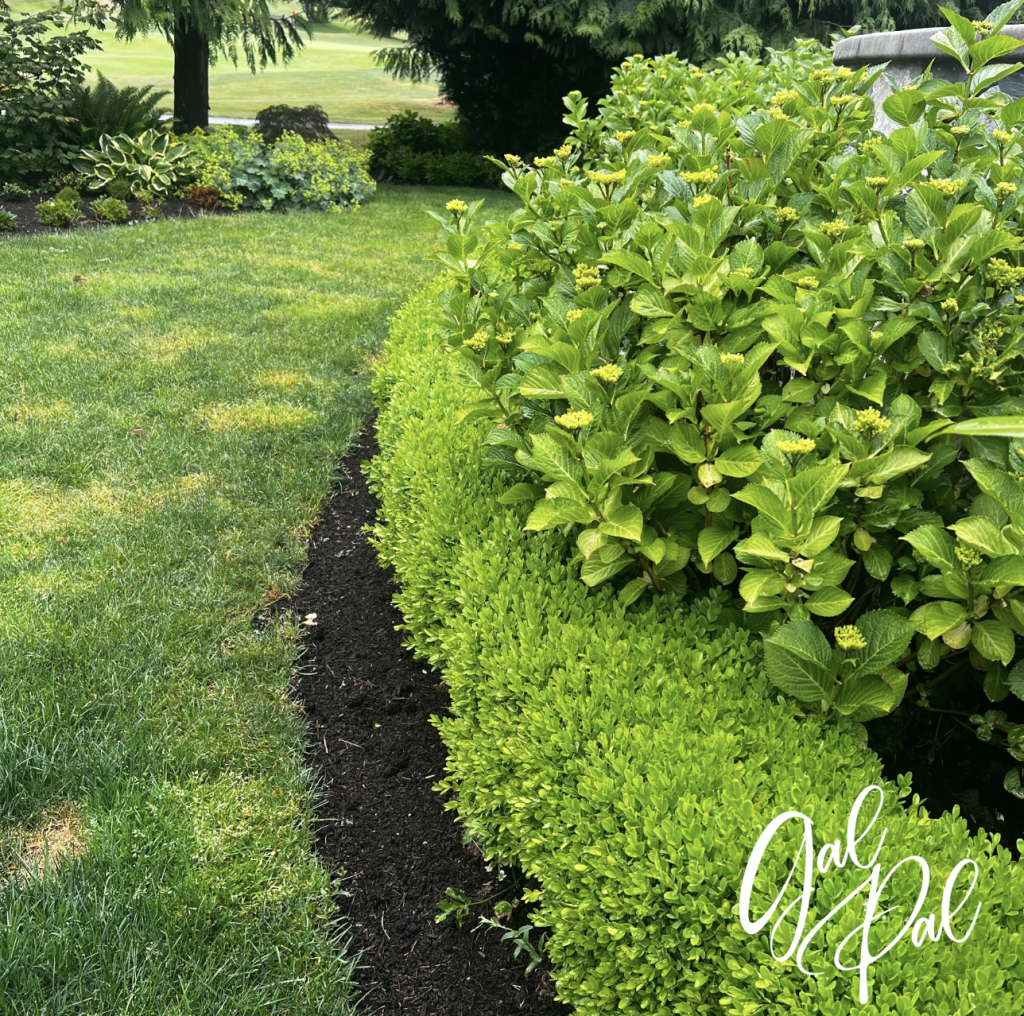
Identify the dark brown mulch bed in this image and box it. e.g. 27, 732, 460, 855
284, 422, 571, 1016
0, 195, 232, 237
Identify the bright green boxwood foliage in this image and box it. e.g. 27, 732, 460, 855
425, 8, 1024, 789
186, 128, 376, 211
369, 281, 1024, 1014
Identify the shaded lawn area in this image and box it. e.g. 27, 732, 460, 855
0, 185, 517, 1014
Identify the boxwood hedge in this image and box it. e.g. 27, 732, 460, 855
367, 283, 1024, 1014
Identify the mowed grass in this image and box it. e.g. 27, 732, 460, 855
11, 0, 448, 124
0, 186, 517, 1014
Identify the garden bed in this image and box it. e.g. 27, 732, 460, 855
285, 422, 570, 1016
0, 195, 233, 237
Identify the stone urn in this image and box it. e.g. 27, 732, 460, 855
833, 26, 1024, 133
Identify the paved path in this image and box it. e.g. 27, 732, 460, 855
160, 114, 383, 131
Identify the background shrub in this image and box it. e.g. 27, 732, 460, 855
0, 4, 100, 184
36, 189, 82, 228
367, 111, 500, 188
0, 210, 18, 232
187, 128, 376, 210
253, 103, 335, 144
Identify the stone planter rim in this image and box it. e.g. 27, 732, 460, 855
834, 24, 1024, 66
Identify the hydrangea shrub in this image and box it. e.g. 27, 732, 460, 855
427, 6, 1024, 790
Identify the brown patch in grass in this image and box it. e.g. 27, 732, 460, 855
2, 804, 88, 885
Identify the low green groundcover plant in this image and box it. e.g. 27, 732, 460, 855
368, 281, 1024, 1015
427, 5, 1024, 793
186, 128, 376, 211
35, 187, 83, 229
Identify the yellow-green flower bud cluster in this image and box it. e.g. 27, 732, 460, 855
956, 545, 983, 568
865, 176, 889, 187
950, 126, 971, 137
446, 199, 468, 214
554, 409, 595, 430
681, 169, 718, 188
731, 267, 754, 279
463, 330, 488, 352
776, 438, 816, 455
573, 264, 604, 291
588, 169, 627, 186
566, 308, 584, 323
693, 194, 714, 208
996, 181, 1017, 199
830, 95, 856, 107
590, 363, 624, 383
614, 130, 636, 143
534, 156, 556, 168
775, 206, 799, 223
854, 407, 891, 437
691, 103, 717, 115
554, 144, 573, 159
994, 129, 1015, 145
926, 177, 962, 198
796, 276, 819, 289
835, 625, 867, 651
941, 298, 958, 313
647, 153, 671, 170
820, 219, 849, 239
769, 90, 798, 105
902, 238, 926, 250
989, 257, 1024, 289
720, 352, 745, 365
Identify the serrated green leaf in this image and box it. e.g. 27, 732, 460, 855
972, 620, 1017, 665
598, 504, 644, 542
525, 497, 597, 530
763, 620, 838, 700
902, 525, 957, 571
498, 482, 544, 505
716, 445, 763, 478
848, 610, 914, 678
698, 522, 738, 566
910, 600, 970, 639
805, 587, 854, 617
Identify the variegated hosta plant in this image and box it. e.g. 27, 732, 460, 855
429, 4, 1024, 793
75, 129, 191, 198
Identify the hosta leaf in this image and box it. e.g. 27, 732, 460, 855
972, 620, 1017, 665
764, 620, 838, 700
910, 600, 969, 639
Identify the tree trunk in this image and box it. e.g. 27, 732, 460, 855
173, 17, 210, 131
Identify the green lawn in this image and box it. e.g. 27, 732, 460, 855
0, 186, 516, 1014
12, 1, 449, 124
